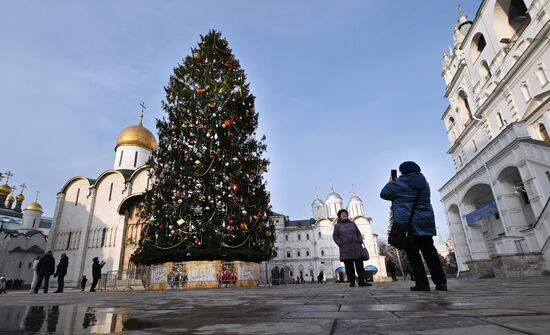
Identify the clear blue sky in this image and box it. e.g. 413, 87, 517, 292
0, 1, 480, 241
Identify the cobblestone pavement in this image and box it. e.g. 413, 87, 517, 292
0, 277, 549, 334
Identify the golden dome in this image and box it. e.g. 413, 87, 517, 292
115, 114, 157, 152
0, 184, 12, 195
16, 193, 25, 201
25, 202, 43, 212
6, 194, 15, 203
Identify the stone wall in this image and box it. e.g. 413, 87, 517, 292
466, 253, 547, 278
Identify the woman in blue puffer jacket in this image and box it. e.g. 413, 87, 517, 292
380, 161, 447, 292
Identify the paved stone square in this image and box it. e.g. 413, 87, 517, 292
0, 277, 549, 334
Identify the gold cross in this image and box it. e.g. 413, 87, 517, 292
4, 171, 13, 184
139, 102, 146, 124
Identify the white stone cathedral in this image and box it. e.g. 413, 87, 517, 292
46, 108, 156, 286
267, 189, 387, 282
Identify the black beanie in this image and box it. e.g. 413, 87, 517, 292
337, 209, 349, 219
399, 161, 421, 175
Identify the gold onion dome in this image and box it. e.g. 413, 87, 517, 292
0, 184, 12, 195
25, 202, 43, 212
115, 110, 157, 152
16, 193, 25, 201
6, 194, 15, 203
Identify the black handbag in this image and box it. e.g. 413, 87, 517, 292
360, 243, 370, 261
388, 189, 421, 250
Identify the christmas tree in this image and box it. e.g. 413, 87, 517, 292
132, 30, 275, 265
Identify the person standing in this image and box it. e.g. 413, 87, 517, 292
53, 254, 69, 293
332, 209, 371, 287
317, 271, 324, 284
29, 257, 40, 293
90, 257, 105, 292
386, 258, 398, 282
33, 251, 56, 293
0, 276, 6, 294
380, 161, 447, 291
80, 276, 88, 292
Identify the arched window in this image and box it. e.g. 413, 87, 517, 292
297, 250, 301, 257
458, 156, 463, 166
108, 183, 114, 201
75, 188, 80, 206
285, 234, 288, 241
318, 231, 322, 238
540, 123, 550, 142
321, 250, 325, 256
520, 82, 531, 101
298, 234, 301, 241
535, 65, 548, 86
493, 0, 530, 45
457, 90, 472, 122
497, 112, 506, 128
479, 60, 491, 82
306, 250, 310, 257
447, 117, 455, 130
306, 233, 309, 240
470, 33, 487, 61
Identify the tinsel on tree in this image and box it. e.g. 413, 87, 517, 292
132, 30, 274, 265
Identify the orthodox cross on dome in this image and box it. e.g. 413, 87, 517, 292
458, 4, 468, 23
19, 183, 26, 195
329, 177, 334, 192
139, 102, 146, 125
34, 190, 40, 202
3, 171, 13, 184
314, 186, 319, 199
351, 183, 357, 196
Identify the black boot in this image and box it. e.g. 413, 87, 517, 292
435, 284, 448, 291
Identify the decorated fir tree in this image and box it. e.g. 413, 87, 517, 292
132, 30, 274, 265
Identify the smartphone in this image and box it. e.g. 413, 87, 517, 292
391, 169, 398, 180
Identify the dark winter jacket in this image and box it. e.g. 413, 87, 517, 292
332, 219, 364, 261
37, 253, 56, 276
92, 259, 104, 279
55, 255, 69, 276
380, 172, 436, 236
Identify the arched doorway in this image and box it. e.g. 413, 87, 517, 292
447, 204, 471, 270
462, 184, 499, 258
497, 166, 536, 230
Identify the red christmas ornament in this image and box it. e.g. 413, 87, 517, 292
239, 222, 248, 230
224, 119, 232, 127
229, 131, 235, 137
197, 87, 204, 94
194, 239, 200, 246
229, 219, 235, 225
224, 60, 233, 68
230, 183, 240, 192
208, 103, 216, 109
159, 224, 164, 230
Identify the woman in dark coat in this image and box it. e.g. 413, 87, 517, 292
53, 254, 69, 293
380, 161, 447, 291
332, 209, 371, 287
33, 251, 56, 293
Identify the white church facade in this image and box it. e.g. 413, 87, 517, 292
439, 1, 550, 278
267, 190, 386, 282
46, 109, 156, 286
